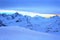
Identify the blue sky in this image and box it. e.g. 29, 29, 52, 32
0, 0, 60, 13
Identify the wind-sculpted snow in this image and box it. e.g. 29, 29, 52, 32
0, 27, 60, 40
0, 12, 60, 33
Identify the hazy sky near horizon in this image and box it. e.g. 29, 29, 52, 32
0, 0, 60, 13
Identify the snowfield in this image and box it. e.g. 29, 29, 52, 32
0, 27, 60, 40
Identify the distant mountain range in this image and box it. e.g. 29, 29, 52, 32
0, 12, 60, 33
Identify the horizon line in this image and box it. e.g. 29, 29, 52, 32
0, 10, 60, 18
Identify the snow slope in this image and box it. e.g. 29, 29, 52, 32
0, 27, 60, 40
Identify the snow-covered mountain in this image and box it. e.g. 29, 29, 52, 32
0, 11, 60, 33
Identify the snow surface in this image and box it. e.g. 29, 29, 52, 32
0, 27, 60, 40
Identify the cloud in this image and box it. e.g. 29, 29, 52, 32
0, 10, 58, 18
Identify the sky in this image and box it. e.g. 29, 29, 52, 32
0, 0, 60, 14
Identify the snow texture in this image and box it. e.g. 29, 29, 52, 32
0, 27, 60, 40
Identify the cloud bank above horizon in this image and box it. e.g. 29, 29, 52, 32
0, 10, 60, 18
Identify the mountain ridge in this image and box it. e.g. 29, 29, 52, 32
0, 10, 60, 18
0, 12, 60, 33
